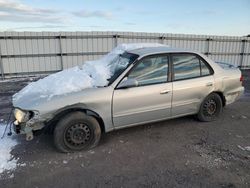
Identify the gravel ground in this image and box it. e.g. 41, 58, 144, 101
0, 70, 249, 188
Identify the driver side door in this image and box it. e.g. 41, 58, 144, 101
112, 54, 172, 128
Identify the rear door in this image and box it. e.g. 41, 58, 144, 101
171, 53, 214, 116
112, 54, 172, 128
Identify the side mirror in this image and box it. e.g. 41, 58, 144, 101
117, 77, 139, 89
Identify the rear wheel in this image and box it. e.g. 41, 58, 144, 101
197, 93, 223, 122
54, 111, 101, 153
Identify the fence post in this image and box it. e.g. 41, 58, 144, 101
159, 35, 165, 44
113, 34, 118, 47
59, 34, 64, 70
205, 38, 211, 57
239, 39, 246, 68
0, 42, 4, 80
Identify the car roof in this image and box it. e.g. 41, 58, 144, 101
127, 46, 195, 56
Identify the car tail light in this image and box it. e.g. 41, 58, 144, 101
240, 75, 244, 82
240, 75, 243, 85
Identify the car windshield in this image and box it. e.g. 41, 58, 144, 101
108, 52, 139, 84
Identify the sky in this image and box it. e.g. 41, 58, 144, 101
0, 0, 249, 36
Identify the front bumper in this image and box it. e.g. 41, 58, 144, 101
13, 111, 45, 140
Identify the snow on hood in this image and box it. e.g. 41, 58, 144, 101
13, 43, 166, 104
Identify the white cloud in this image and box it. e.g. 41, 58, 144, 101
124, 22, 136, 26
0, 12, 65, 23
0, 1, 114, 24
4, 24, 108, 32
72, 10, 113, 19
0, 0, 65, 23
0, 0, 58, 15
185, 9, 221, 16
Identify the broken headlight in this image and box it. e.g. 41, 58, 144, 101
14, 108, 32, 123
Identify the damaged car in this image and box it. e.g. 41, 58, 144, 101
12, 43, 244, 152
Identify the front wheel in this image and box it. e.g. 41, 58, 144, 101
54, 111, 101, 153
197, 93, 223, 122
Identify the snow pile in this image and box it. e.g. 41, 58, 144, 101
13, 43, 167, 102
0, 124, 18, 174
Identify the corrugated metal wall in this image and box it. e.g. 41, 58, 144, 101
0, 31, 249, 79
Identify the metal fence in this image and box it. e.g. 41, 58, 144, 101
0, 31, 249, 79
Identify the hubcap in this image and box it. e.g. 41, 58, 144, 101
65, 123, 91, 147
204, 99, 217, 116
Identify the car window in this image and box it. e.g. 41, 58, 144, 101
108, 52, 139, 85
127, 55, 168, 86
172, 54, 211, 81
200, 59, 211, 76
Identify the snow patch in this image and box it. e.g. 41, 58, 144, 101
13, 43, 167, 103
0, 124, 18, 174
245, 146, 250, 151
238, 145, 250, 151
88, 150, 95, 154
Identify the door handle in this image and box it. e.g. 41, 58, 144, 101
160, 89, 170, 94
206, 82, 213, 87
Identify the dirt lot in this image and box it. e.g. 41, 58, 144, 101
0, 71, 250, 188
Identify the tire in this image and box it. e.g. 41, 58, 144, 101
54, 111, 101, 153
197, 93, 223, 122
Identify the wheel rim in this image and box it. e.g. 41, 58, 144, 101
64, 123, 91, 148
203, 99, 217, 116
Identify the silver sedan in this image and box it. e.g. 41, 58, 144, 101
13, 46, 244, 152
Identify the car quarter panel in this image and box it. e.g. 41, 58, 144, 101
199, 53, 244, 105
213, 69, 244, 105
